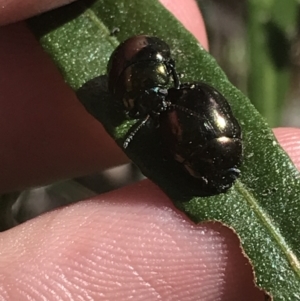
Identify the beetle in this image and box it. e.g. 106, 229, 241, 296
161, 83, 242, 192
107, 35, 242, 193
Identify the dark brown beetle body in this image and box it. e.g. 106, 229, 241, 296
107, 35, 243, 193
161, 83, 242, 192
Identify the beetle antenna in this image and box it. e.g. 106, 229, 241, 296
123, 115, 150, 149
170, 104, 202, 119
168, 59, 180, 89
172, 68, 180, 89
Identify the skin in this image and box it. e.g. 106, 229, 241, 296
0, 0, 300, 300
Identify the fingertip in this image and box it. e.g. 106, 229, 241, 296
273, 127, 300, 170
160, 0, 209, 50
0, 180, 263, 301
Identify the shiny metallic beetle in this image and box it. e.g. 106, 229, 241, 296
107, 35, 179, 119
107, 35, 242, 193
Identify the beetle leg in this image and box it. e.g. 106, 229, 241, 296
123, 115, 151, 149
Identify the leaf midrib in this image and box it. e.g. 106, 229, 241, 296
236, 180, 300, 277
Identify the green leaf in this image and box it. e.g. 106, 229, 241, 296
28, 1, 300, 300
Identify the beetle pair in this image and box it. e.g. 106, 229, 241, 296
107, 35, 242, 193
